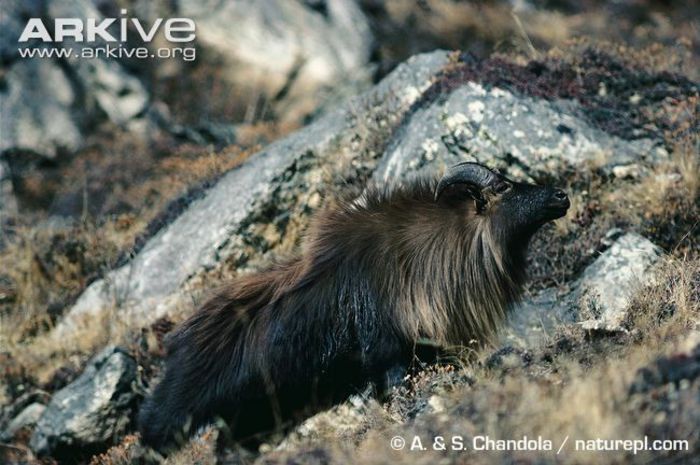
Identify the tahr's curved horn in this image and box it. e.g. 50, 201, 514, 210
434, 162, 498, 202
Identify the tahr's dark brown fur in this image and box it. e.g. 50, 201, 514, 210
139, 164, 569, 450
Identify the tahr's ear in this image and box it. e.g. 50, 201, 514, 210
434, 162, 498, 210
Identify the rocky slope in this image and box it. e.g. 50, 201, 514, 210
2, 43, 697, 464
49, 46, 696, 343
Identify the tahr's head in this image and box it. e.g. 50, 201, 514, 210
435, 162, 569, 239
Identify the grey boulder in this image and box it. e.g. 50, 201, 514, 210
375, 82, 667, 184
0, 59, 83, 158
577, 232, 663, 332
1, 0, 150, 159
504, 232, 663, 347
0, 159, 18, 224
0, 0, 42, 62
174, 0, 374, 122
29, 347, 138, 459
1, 402, 46, 442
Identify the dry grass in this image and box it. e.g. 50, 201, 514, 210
604, 143, 698, 225
366, 1, 699, 80
626, 258, 700, 344
0, 220, 139, 340
88, 434, 142, 465
88, 430, 219, 465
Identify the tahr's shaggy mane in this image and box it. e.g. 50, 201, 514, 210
139, 163, 570, 450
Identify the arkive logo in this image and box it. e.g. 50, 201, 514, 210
16, 9, 196, 62
18, 9, 195, 43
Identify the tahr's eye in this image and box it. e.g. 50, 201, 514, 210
494, 182, 511, 194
